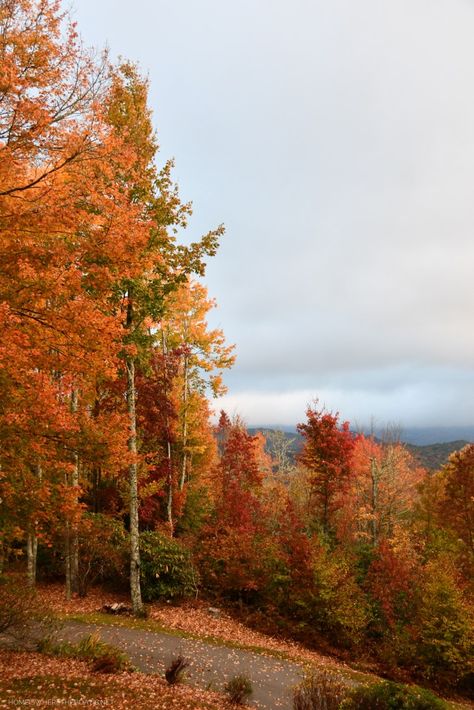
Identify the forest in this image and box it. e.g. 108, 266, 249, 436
0, 1, 473, 709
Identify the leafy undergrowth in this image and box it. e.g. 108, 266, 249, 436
0, 650, 232, 709
38, 632, 132, 672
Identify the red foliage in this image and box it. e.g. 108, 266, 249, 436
297, 402, 355, 532
277, 500, 313, 586
366, 539, 418, 628
197, 416, 267, 596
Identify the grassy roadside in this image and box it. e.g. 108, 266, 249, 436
65, 610, 310, 660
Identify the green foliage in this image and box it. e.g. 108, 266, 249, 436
165, 655, 190, 684
36, 514, 129, 594
77, 514, 129, 597
309, 549, 368, 648
414, 559, 473, 684
340, 681, 448, 709
224, 674, 253, 705
354, 543, 377, 586
38, 632, 131, 672
139, 531, 199, 601
175, 483, 213, 537
293, 670, 347, 710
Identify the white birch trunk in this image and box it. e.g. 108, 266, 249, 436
161, 329, 174, 532
179, 353, 189, 491
370, 457, 378, 546
65, 504, 72, 600
71, 389, 79, 593
26, 529, 37, 587
126, 289, 144, 616
127, 356, 144, 615
27, 464, 41, 587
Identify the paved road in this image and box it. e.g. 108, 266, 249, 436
58, 621, 304, 709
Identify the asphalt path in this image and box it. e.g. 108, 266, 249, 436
58, 620, 305, 709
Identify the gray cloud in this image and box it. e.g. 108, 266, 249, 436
75, 0, 474, 426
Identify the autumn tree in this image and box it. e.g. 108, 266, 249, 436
265, 429, 297, 482
0, 0, 137, 595
0, 1, 227, 614
198, 416, 267, 601
104, 59, 226, 613
158, 278, 234, 495
297, 402, 355, 534
339, 435, 425, 546
437, 444, 474, 577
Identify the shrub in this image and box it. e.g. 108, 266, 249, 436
38, 632, 130, 673
341, 680, 448, 709
224, 674, 253, 705
165, 655, 190, 684
91, 653, 124, 674
293, 670, 347, 710
36, 636, 66, 654
140, 531, 198, 601
0, 575, 57, 641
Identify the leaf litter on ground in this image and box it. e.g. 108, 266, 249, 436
0, 650, 234, 709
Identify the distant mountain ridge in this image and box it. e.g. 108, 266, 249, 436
252, 425, 474, 446
405, 440, 470, 470
249, 427, 473, 471
384, 426, 474, 446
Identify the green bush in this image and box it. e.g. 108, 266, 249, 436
140, 531, 199, 601
224, 674, 253, 705
38, 632, 131, 672
293, 670, 347, 709
341, 681, 448, 709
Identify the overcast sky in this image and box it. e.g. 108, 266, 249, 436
75, 0, 474, 430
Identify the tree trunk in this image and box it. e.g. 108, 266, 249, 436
65, 501, 72, 599
179, 352, 189, 491
0, 460, 3, 575
322, 480, 329, 534
26, 529, 37, 587
71, 389, 79, 593
92, 466, 101, 513
127, 356, 144, 615
370, 457, 378, 546
126, 291, 144, 616
161, 329, 174, 533
27, 464, 41, 587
